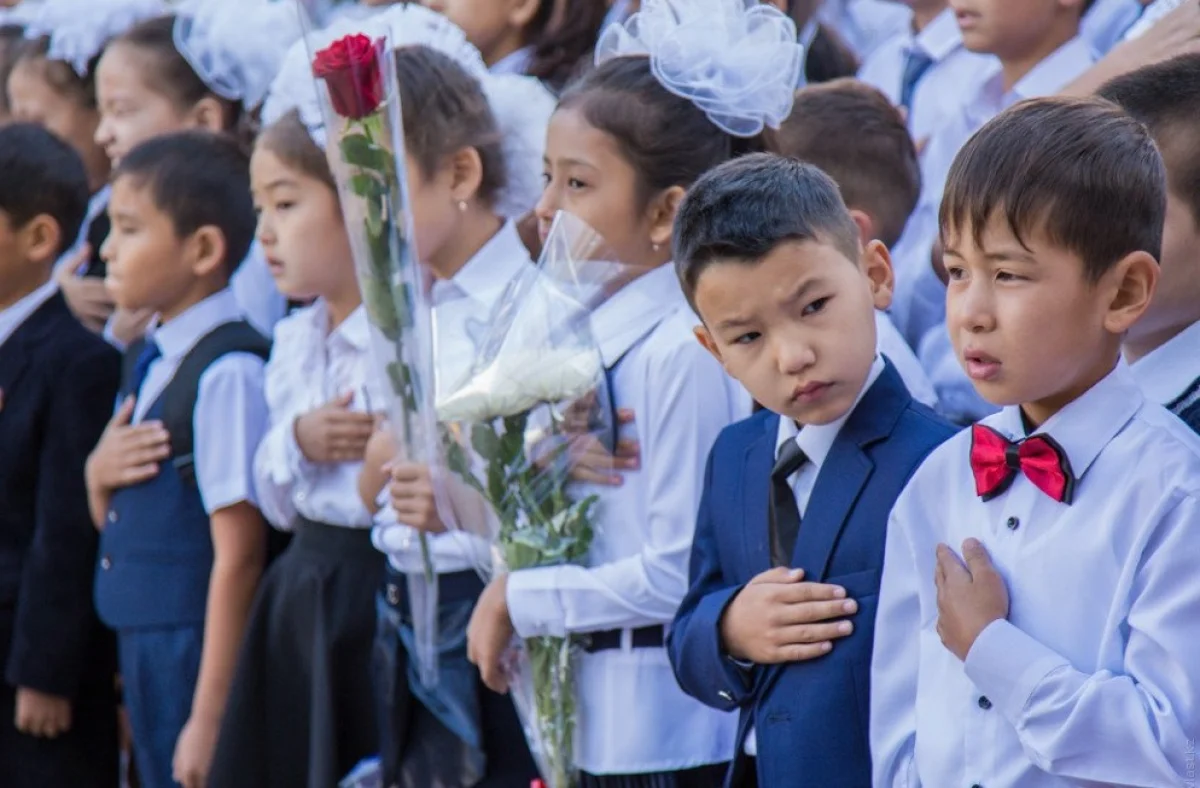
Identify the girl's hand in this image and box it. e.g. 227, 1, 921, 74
293, 392, 375, 463
56, 245, 115, 332
388, 462, 446, 534
568, 408, 639, 486
466, 575, 515, 693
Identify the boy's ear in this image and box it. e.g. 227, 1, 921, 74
1102, 250, 1158, 335
186, 225, 229, 278
647, 185, 687, 250
17, 214, 63, 267
449, 146, 485, 207
692, 323, 724, 364
848, 209, 875, 247
190, 96, 228, 134
861, 239, 895, 312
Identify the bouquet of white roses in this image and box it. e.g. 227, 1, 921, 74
437, 213, 631, 788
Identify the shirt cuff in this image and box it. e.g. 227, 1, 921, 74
506, 566, 568, 639
963, 619, 1070, 725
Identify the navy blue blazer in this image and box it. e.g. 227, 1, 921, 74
668, 362, 955, 788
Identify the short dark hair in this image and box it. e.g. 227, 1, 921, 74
1097, 54, 1200, 228
765, 78, 919, 247
559, 56, 760, 210
0, 123, 89, 258
940, 96, 1165, 281
673, 152, 860, 310
114, 131, 255, 276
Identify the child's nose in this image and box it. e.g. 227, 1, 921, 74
775, 334, 816, 375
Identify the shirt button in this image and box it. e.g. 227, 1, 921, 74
100, 556, 112, 570
978, 696, 992, 710
297, 491, 307, 502
1005, 516, 1019, 530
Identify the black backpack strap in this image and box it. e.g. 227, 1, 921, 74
161, 320, 271, 485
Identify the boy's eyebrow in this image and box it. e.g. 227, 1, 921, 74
983, 248, 1038, 264
782, 276, 824, 306
715, 314, 755, 331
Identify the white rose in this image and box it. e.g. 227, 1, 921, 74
437, 346, 601, 423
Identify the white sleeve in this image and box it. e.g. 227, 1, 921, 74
506, 337, 732, 638
250, 331, 313, 531
193, 352, 269, 514
962, 491, 1200, 784
870, 492, 925, 788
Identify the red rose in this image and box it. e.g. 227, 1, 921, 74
312, 34, 385, 120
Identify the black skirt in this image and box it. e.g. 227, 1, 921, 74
208, 518, 384, 788
580, 763, 729, 788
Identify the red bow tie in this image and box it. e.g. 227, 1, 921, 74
970, 424, 1076, 504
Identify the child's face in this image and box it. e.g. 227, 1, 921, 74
94, 43, 195, 166
101, 175, 192, 315
944, 214, 1154, 426
1127, 190, 1200, 352
250, 146, 353, 303
950, 0, 1077, 58
8, 59, 108, 189
420, 0, 530, 63
693, 239, 893, 426
537, 106, 668, 274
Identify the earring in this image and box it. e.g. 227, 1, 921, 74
652, 242, 661, 253
457, 200, 468, 213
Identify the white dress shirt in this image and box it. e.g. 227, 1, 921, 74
816, 0, 913, 59
857, 8, 998, 145
0, 279, 58, 349
1081, 0, 1143, 54
891, 36, 1096, 349
1128, 320, 1200, 410
133, 289, 269, 514
871, 364, 1200, 787
372, 221, 530, 575
505, 264, 743, 774
490, 46, 534, 76
253, 301, 383, 530
876, 310, 937, 409
744, 355, 886, 758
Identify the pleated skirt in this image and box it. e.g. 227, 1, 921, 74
207, 518, 385, 788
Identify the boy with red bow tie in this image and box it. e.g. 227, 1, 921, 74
870, 96, 1200, 787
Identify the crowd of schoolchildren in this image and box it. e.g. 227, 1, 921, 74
0, 0, 1198, 786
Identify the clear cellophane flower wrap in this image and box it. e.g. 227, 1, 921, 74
437, 212, 634, 788
299, 8, 453, 689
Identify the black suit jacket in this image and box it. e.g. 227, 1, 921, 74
0, 291, 119, 697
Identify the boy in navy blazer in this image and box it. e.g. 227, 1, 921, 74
667, 154, 955, 788
0, 124, 120, 787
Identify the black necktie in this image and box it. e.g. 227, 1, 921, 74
770, 438, 808, 567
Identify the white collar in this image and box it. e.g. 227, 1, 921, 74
0, 278, 59, 349
912, 7, 964, 62
490, 46, 534, 76
432, 221, 530, 307
589, 265, 683, 369
967, 36, 1095, 125
148, 288, 243, 360
985, 363, 1143, 482
1128, 321, 1200, 407
775, 354, 886, 473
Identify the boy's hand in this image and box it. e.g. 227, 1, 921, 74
173, 714, 218, 788
86, 396, 170, 493
388, 462, 446, 534
719, 567, 856, 664
467, 575, 515, 694
14, 687, 72, 738
293, 391, 375, 463
56, 245, 114, 332
934, 539, 1009, 661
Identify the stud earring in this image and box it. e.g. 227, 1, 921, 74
457, 200, 468, 213
652, 242, 661, 253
